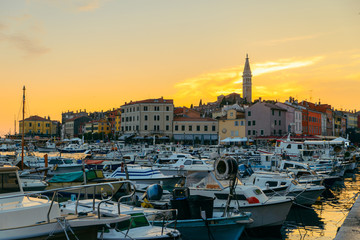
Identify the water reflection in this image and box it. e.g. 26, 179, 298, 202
242, 168, 359, 240
2, 151, 359, 240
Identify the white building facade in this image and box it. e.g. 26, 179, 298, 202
120, 98, 174, 137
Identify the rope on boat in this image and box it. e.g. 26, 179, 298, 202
203, 218, 216, 240
46, 217, 79, 240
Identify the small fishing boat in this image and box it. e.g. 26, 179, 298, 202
106, 165, 184, 191
153, 157, 213, 176
152, 157, 253, 240
187, 157, 294, 229
240, 170, 325, 206
46, 169, 123, 198
158, 211, 252, 240
58, 143, 88, 153
37, 140, 57, 153
20, 177, 48, 192
60, 199, 181, 240
0, 164, 132, 240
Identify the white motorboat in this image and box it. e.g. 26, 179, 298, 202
0, 164, 131, 240
23, 156, 83, 176
58, 143, 89, 153
37, 140, 57, 153
60, 199, 181, 240
278, 160, 341, 188
241, 171, 325, 206
187, 172, 294, 228
156, 153, 212, 164
0, 143, 17, 152
20, 177, 48, 192
153, 157, 213, 176
106, 165, 184, 191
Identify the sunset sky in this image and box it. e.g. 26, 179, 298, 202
0, 0, 359, 136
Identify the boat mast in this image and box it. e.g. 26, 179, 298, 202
21, 86, 25, 170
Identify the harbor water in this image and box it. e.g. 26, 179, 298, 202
242, 167, 360, 240
2, 151, 359, 240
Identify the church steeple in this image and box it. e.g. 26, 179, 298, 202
242, 54, 252, 103
243, 54, 252, 74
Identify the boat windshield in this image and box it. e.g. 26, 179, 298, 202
0, 172, 21, 194
115, 213, 149, 231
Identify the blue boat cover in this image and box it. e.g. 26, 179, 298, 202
48, 170, 99, 183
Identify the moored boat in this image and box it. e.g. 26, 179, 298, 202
0, 164, 132, 240
106, 165, 184, 191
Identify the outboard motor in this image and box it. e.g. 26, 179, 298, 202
239, 164, 254, 177
143, 184, 163, 201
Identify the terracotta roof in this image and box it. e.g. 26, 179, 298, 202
122, 98, 173, 106
174, 108, 184, 114
21, 115, 48, 122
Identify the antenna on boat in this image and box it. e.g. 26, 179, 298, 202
287, 133, 291, 141
21, 86, 26, 170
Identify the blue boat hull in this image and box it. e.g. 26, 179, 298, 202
156, 214, 250, 240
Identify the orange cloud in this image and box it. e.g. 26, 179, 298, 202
173, 56, 322, 105
250, 56, 323, 77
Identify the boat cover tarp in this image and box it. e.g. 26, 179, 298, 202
84, 159, 105, 164
331, 137, 350, 143
48, 170, 98, 183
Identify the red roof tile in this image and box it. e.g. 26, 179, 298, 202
122, 98, 173, 106
22, 115, 48, 122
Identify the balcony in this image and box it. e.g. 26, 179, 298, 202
150, 130, 164, 135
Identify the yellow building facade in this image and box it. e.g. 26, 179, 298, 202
84, 119, 111, 135
218, 109, 246, 141
19, 115, 58, 136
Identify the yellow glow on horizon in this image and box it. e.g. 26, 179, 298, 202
173, 56, 324, 106
252, 56, 324, 76
1, 1, 360, 137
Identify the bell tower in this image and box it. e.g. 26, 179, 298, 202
242, 54, 252, 103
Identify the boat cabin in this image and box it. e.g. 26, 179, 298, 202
0, 165, 23, 195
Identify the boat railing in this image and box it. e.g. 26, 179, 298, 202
116, 182, 137, 215
147, 208, 179, 232
0, 180, 136, 223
